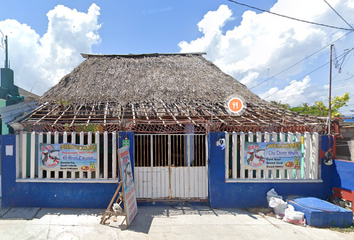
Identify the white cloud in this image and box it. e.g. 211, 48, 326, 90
179, 1, 354, 106
0, 4, 101, 95
260, 76, 311, 105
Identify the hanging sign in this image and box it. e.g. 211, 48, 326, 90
39, 143, 97, 171
245, 142, 301, 170
119, 145, 138, 226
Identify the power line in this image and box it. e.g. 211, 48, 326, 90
323, 0, 354, 31
249, 31, 353, 90
226, 0, 354, 31
265, 61, 329, 100
266, 44, 354, 102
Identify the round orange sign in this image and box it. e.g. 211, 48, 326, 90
228, 98, 243, 113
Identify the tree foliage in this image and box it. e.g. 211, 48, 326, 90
287, 92, 350, 117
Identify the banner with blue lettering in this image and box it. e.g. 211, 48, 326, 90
39, 143, 97, 171
244, 142, 301, 170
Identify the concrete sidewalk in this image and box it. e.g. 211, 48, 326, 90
0, 203, 354, 240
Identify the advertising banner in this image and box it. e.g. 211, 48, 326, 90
39, 143, 97, 171
119, 146, 138, 226
245, 142, 302, 170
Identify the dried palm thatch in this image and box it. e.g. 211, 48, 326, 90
40, 53, 261, 105
21, 53, 326, 133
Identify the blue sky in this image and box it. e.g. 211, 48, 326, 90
0, 0, 353, 115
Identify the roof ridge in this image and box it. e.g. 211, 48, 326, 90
81, 52, 207, 58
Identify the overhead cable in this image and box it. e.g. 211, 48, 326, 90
323, 0, 354, 31
249, 31, 353, 90
226, 0, 354, 31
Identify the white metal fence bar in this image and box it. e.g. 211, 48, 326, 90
295, 132, 302, 179
104, 131, 108, 180
240, 132, 245, 179
16, 134, 20, 179
30, 132, 36, 179
95, 131, 100, 179
271, 132, 277, 179
248, 132, 254, 179
38, 133, 43, 179
87, 132, 92, 179
63, 132, 68, 179
226, 132, 321, 181
264, 132, 270, 179
232, 132, 237, 179
54, 132, 59, 179
225, 132, 229, 180
71, 132, 76, 179
256, 132, 262, 179
288, 132, 294, 179
21, 131, 27, 179
112, 131, 117, 179
304, 132, 311, 179
312, 133, 319, 180
279, 132, 285, 179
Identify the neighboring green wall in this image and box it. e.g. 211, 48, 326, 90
0, 100, 9, 135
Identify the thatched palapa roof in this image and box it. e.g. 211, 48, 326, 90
21, 53, 326, 133
41, 53, 260, 104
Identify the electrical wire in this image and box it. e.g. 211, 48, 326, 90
265, 61, 329, 100
266, 44, 354, 102
249, 31, 353, 90
226, 0, 354, 31
323, 0, 354, 31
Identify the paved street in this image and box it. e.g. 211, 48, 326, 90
0, 201, 354, 240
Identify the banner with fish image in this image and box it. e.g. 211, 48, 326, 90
119, 145, 138, 226
39, 143, 97, 171
244, 142, 302, 170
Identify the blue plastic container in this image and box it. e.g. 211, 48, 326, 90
288, 197, 353, 228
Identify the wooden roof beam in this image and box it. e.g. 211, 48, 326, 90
160, 100, 182, 127
151, 104, 166, 127
34, 105, 60, 125
69, 104, 83, 127
174, 102, 200, 126
141, 103, 151, 124
104, 102, 109, 126
86, 104, 96, 125
131, 103, 136, 125
52, 105, 72, 126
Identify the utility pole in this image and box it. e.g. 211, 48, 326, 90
328, 44, 333, 135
